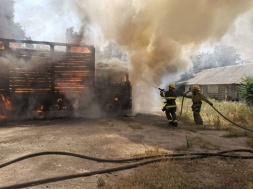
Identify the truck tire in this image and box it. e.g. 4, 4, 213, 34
105, 101, 121, 117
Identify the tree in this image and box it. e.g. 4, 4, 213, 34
192, 44, 244, 73
0, 0, 26, 39
239, 76, 253, 106
66, 27, 75, 43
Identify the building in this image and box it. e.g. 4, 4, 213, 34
184, 64, 253, 101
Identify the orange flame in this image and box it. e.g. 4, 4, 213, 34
37, 105, 43, 113
0, 42, 4, 49
57, 98, 63, 103
70, 47, 91, 53
0, 115, 7, 119
9, 42, 22, 49
1, 94, 11, 111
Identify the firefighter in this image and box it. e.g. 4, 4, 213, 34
160, 83, 178, 127
184, 85, 213, 125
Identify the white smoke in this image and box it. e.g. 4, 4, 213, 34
221, 10, 253, 62
13, 0, 253, 113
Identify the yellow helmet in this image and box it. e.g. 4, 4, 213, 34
169, 83, 175, 89
192, 85, 200, 91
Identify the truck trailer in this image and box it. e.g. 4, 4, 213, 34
0, 38, 132, 119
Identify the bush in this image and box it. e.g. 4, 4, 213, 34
239, 76, 253, 105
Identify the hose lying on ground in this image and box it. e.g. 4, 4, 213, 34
1, 149, 253, 169
0, 149, 253, 189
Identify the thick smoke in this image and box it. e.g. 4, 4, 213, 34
73, 0, 253, 112
222, 10, 253, 62
13, 0, 253, 113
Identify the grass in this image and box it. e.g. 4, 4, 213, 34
174, 136, 220, 151
178, 97, 253, 131
101, 159, 253, 189
102, 161, 198, 189
97, 177, 106, 188
223, 128, 250, 138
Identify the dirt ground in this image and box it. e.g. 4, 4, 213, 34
0, 113, 252, 189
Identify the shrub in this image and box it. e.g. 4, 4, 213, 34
239, 76, 253, 106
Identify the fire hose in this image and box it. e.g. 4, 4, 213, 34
0, 149, 253, 189
180, 91, 253, 133
180, 90, 191, 117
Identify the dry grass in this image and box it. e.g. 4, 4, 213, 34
223, 128, 250, 138
178, 97, 253, 131
174, 136, 220, 151
102, 159, 253, 189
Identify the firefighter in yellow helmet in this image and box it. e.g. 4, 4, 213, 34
184, 85, 213, 125
160, 83, 178, 127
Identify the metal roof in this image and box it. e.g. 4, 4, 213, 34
185, 64, 253, 85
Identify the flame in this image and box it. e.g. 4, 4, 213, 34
70, 47, 91, 53
37, 105, 43, 113
1, 94, 11, 111
57, 98, 63, 103
9, 42, 22, 49
0, 94, 11, 119
0, 115, 7, 119
0, 42, 4, 49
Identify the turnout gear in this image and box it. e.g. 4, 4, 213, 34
185, 88, 212, 125
160, 85, 178, 127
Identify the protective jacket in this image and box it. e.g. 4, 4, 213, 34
185, 90, 212, 114
160, 90, 177, 110
185, 91, 212, 104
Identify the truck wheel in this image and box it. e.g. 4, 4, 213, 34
105, 101, 121, 116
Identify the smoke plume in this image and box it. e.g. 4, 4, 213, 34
13, 0, 253, 113
73, 0, 253, 112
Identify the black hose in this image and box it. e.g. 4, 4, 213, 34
1, 149, 253, 188
1, 149, 253, 169
0, 151, 173, 169
210, 105, 253, 133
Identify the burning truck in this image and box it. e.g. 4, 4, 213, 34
0, 38, 132, 119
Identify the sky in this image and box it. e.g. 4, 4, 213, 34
13, 0, 253, 112
14, 0, 82, 43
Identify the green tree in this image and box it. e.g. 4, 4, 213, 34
239, 76, 253, 106
0, 0, 26, 39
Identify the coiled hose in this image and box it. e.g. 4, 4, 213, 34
0, 149, 253, 189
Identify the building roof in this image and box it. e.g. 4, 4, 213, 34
185, 63, 253, 85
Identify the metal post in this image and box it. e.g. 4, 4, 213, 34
50, 45, 55, 93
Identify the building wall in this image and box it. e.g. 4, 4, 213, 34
227, 85, 240, 101
202, 85, 226, 100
